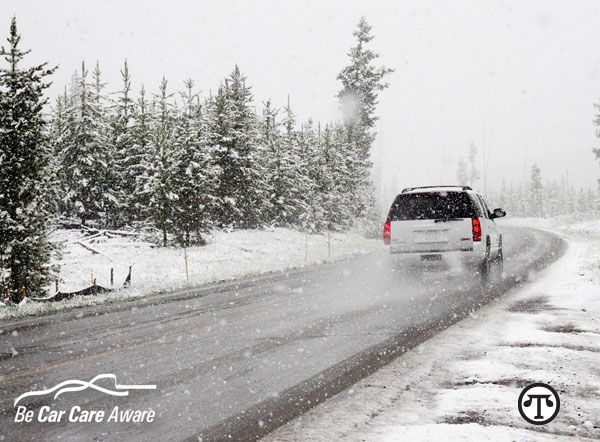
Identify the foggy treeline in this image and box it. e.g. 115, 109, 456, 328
489, 176, 600, 218
456, 145, 600, 218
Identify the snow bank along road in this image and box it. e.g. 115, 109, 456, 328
0, 227, 564, 442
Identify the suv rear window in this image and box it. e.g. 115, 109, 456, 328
387, 192, 480, 221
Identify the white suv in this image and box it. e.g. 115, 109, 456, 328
383, 186, 505, 277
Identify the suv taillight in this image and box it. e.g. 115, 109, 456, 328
472, 217, 481, 242
383, 221, 391, 245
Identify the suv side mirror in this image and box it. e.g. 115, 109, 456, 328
490, 208, 506, 219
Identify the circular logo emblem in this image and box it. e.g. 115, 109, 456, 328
518, 383, 560, 425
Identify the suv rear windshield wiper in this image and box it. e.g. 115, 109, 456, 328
434, 217, 464, 223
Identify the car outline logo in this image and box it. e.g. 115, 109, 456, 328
14, 373, 156, 407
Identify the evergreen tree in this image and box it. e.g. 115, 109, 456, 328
468, 143, 480, 187
529, 163, 542, 217
172, 79, 216, 244
212, 66, 265, 228
329, 122, 355, 227
59, 61, 107, 226
593, 100, 600, 163
108, 60, 136, 226
142, 77, 176, 245
90, 61, 116, 226
260, 99, 302, 226
456, 157, 468, 185
337, 17, 393, 151
296, 120, 324, 232
130, 85, 153, 221
48, 88, 71, 216
0, 17, 57, 300
337, 17, 393, 218
318, 123, 342, 230
280, 97, 309, 225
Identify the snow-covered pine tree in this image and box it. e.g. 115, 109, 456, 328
468, 143, 480, 188
593, 100, 600, 164
296, 119, 325, 233
48, 87, 71, 217
318, 123, 341, 231
171, 79, 215, 245
59, 61, 108, 226
329, 122, 354, 228
0, 17, 57, 300
90, 61, 117, 227
497, 178, 508, 210
456, 157, 469, 186
142, 77, 176, 245
212, 66, 265, 229
529, 163, 542, 217
130, 84, 153, 222
337, 17, 393, 219
205, 85, 229, 225
279, 97, 309, 226
107, 60, 136, 226
260, 99, 300, 226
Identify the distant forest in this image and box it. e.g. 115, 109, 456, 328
455, 145, 600, 218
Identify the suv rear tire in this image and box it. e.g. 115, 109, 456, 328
495, 237, 504, 275
479, 239, 491, 280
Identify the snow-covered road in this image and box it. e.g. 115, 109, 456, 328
0, 227, 563, 442
264, 220, 600, 442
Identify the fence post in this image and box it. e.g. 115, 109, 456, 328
110, 268, 114, 285
22, 287, 26, 299
4, 288, 8, 300
55, 279, 58, 292
184, 245, 189, 281
305, 232, 308, 262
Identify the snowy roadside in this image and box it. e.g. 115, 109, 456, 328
263, 218, 600, 442
0, 228, 380, 320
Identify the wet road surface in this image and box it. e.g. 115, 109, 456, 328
0, 227, 565, 441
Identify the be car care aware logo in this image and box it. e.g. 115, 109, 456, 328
14, 374, 157, 424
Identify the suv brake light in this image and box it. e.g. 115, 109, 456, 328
472, 217, 481, 242
383, 221, 391, 245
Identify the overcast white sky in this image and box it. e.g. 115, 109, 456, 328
5, 0, 600, 204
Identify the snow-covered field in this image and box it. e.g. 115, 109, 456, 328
263, 217, 600, 441
0, 228, 380, 320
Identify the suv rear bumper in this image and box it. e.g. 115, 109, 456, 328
389, 244, 486, 266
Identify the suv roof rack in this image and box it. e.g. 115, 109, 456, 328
401, 185, 472, 193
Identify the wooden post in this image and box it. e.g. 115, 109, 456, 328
4, 288, 8, 300
110, 268, 114, 285
55, 279, 58, 292
305, 232, 308, 262
22, 287, 26, 299
93, 278, 96, 285
184, 245, 189, 281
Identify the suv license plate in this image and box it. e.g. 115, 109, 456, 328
421, 254, 442, 262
